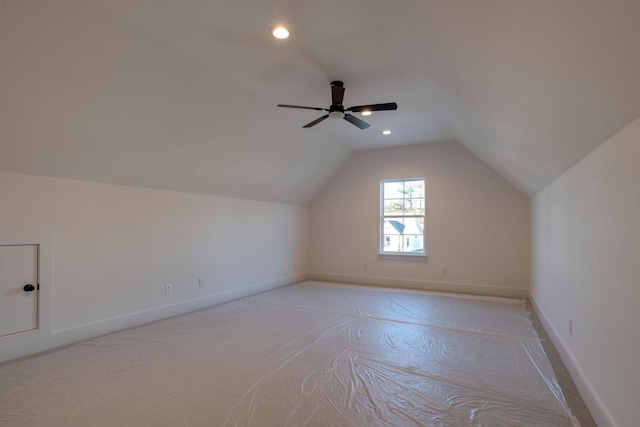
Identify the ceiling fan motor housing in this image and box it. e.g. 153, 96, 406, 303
330, 81, 345, 118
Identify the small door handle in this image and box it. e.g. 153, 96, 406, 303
23, 284, 35, 292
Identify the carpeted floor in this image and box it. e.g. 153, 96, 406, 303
527, 301, 597, 427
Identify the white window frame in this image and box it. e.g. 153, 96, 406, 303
379, 178, 427, 260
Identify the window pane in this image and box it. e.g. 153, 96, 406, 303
384, 218, 406, 234
382, 234, 399, 252
384, 199, 404, 214
404, 234, 424, 253
404, 180, 424, 197
402, 217, 423, 236
383, 181, 404, 199
404, 198, 425, 215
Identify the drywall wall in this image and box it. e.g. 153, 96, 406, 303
309, 141, 529, 297
531, 116, 640, 427
0, 171, 308, 362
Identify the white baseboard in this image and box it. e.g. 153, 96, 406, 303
0, 272, 310, 364
529, 293, 617, 427
310, 272, 528, 298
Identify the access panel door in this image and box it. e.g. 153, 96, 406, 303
0, 245, 38, 337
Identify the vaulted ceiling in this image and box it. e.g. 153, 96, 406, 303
2, 0, 639, 204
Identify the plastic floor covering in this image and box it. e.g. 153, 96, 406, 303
0, 281, 578, 426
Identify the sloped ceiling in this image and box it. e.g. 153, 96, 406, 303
1, 0, 639, 204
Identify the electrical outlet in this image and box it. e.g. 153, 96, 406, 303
442, 267, 448, 275
198, 278, 204, 288
165, 283, 173, 294
364, 263, 368, 270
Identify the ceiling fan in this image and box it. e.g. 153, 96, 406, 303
277, 81, 398, 129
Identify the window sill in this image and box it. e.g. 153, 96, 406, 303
378, 253, 428, 262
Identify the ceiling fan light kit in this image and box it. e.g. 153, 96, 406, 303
270, 26, 289, 39
278, 81, 397, 130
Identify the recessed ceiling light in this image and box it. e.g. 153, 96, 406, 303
271, 26, 290, 39
361, 111, 372, 116
382, 130, 391, 135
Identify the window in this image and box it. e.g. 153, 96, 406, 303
380, 178, 425, 255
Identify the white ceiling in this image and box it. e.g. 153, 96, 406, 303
1, 0, 639, 204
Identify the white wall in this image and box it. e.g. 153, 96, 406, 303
309, 141, 530, 297
0, 171, 308, 362
531, 116, 640, 427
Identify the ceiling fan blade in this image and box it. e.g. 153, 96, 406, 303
347, 102, 398, 112
344, 114, 370, 129
331, 83, 345, 105
278, 104, 327, 111
303, 115, 330, 128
